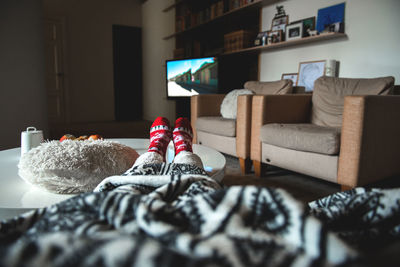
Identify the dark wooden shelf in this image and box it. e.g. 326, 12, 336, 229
163, 0, 279, 40
222, 32, 348, 56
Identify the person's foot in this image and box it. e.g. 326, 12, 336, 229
173, 117, 193, 155
148, 117, 172, 160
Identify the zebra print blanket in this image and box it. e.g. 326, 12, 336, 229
0, 163, 399, 267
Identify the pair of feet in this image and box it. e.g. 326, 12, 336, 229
148, 117, 193, 160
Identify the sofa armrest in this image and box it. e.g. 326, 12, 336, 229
250, 94, 312, 161
338, 95, 400, 187
191, 94, 226, 143
236, 95, 253, 159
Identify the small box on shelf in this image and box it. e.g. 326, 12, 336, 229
224, 30, 255, 52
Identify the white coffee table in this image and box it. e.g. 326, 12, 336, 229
0, 138, 225, 220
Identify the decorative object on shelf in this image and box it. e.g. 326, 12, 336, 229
325, 59, 338, 77
302, 17, 316, 37
254, 31, 268, 46
281, 73, 298, 85
267, 30, 283, 44
297, 60, 326, 92
271, 6, 288, 33
307, 29, 318, 36
285, 22, 303, 41
316, 2, 345, 33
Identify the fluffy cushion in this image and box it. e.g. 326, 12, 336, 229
18, 140, 139, 194
220, 89, 254, 119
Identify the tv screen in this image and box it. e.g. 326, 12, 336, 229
166, 57, 218, 98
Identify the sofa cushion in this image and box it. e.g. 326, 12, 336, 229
244, 80, 293, 95
311, 76, 394, 127
196, 116, 236, 137
259, 123, 341, 155
220, 89, 254, 119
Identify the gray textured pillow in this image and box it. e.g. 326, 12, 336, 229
18, 140, 139, 194
220, 89, 254, 119
311, 76, 395, 127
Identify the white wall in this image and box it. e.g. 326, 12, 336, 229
0, 0, 48, 150
260, 0, 400, 82
142, 0, 176, 122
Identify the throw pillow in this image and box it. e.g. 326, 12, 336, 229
220, 89, 254, 119
18, 140, 139, 194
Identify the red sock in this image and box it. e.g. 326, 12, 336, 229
173, 117, 193, 155
148, 117, 172, 160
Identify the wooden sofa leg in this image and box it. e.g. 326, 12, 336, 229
341, 185, 353, 191
239, 158, 251, 175
253, 160, 265, 177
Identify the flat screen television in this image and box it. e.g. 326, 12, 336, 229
166, 56, 218, 98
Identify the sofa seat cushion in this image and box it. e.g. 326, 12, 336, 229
259, 123, 341, 155
196, 116, 236, 137
311, 76, 394, 127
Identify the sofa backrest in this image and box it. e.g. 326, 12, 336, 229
244, 80, 293, 95
311, 76, 395, 127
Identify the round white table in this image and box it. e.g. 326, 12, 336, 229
0, 138, 225, 220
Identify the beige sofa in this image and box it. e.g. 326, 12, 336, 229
251, 76, 400, 190
191, 80, 293, 174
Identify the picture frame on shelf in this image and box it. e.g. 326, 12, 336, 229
271, 15, 289, 33
286, 22, 303, 41
302, 17, 316, 37
267, 30, 283, 44
327, 22, 344, 33
316, 2, 345, 33
290, 17, 316, 38
281, 73, 298, 85
297, 60, 326, 92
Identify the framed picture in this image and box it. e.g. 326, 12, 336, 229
316, 3, 345, 33
267, 30, 283, 44
281, 73, 298, 85
271, 15, 289, 32
297, 60, 326, 92
286, 22, 303, 41
302, 16, 316, 37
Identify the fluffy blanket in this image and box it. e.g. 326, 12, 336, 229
1, 163, 399, 267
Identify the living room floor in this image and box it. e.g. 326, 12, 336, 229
221, 154, 400, 203
221, 155, 341, 203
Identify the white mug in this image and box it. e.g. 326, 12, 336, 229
21, 127, 44, 155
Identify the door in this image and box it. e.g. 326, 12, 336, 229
43, 19, 67, 134
112, 25, 143, 121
